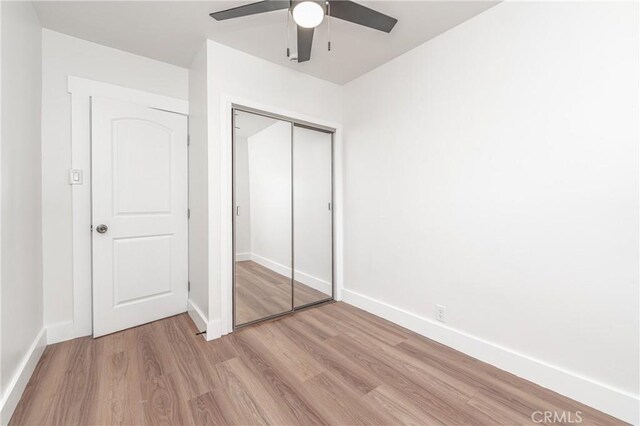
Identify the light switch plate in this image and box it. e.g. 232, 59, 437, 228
69, 169, 83, 185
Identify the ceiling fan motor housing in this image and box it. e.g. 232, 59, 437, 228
290, 1, 327, 12
291, 0, 326, 28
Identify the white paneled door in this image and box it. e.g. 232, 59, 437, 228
91, 97, 188, 337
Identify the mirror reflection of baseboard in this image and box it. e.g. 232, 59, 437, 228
232, 107, 334, 329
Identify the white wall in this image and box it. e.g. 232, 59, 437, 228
0, 0, 3, 400
0, 1, 45, 422
41, 29, 188, 341
234, 135, 252, 258
203, 40, 343, 337
342, 1, 638, 423
248, 122, 292, 269
187, 42, 209, 329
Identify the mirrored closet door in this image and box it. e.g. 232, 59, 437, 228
233, 110, 293, 326
233, 109, 333, 328
293, 125, 333, 308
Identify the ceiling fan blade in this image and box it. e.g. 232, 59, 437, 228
297, 26, 314, 63
210, 0, 290, 21
328, 1, 397, 33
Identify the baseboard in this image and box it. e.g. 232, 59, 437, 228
187, 299, 208, 333
250, 253, 332, 295
187, 300, 222, 341
235, 252, 251, 261
46, 320, 91, 344
251, 253, 291, 277
0, 328, 47, 425
204, 319, 223, 341
293, 270, 332, 295
342, 289, 639, 425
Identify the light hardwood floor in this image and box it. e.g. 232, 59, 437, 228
235, 260, 331, 325
11, 302, 623, 426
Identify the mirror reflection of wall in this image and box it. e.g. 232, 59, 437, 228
234, 133, 252, 262
234, 111, 292, 326
233, 109, 333, 328
293, 126, 332, 308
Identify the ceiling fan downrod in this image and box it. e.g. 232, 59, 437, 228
327, 1, 331, 52
286, 5, 290, 58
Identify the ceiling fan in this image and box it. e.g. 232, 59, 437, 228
210, 1, 398, 63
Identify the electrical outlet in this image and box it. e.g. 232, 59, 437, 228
436, 304, 446, 323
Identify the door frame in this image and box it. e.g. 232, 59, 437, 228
219, 94, 344, 336
50, 76, 189, 344
231, 107, 335, 330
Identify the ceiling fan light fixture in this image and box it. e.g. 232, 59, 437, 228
292, 1, 325, 29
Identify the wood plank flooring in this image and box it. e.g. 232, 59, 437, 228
235, 260, 330, 325
11, 302, 624, 426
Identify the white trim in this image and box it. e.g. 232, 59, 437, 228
235, 252, 251, 261
65, 93, 93, 344
294, 270, 332, 295
250, 253, 291, 278
68, 76, 188, 115
45, 320, 76, 344
187, 299, 208, 334
52, 76, 189, 344
205, 319, 223, 341
187, 300, 222, 342
342, 289, 639, 425
219, 93, 344, 336
250, 253, 332, 295
0, 328, 47, 425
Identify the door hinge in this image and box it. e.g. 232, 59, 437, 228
187, 135, 191, 146
188, 281, 191, 292
188, 208, 191, 219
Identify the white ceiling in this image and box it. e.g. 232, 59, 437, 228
33, 1, 499, 85
235, 110, 279, 138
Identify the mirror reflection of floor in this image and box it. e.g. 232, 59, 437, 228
235, 260, 331, 326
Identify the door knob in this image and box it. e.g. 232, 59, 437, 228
96, 224, 108, 234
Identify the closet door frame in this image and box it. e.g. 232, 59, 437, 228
231, 105, 335, 330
